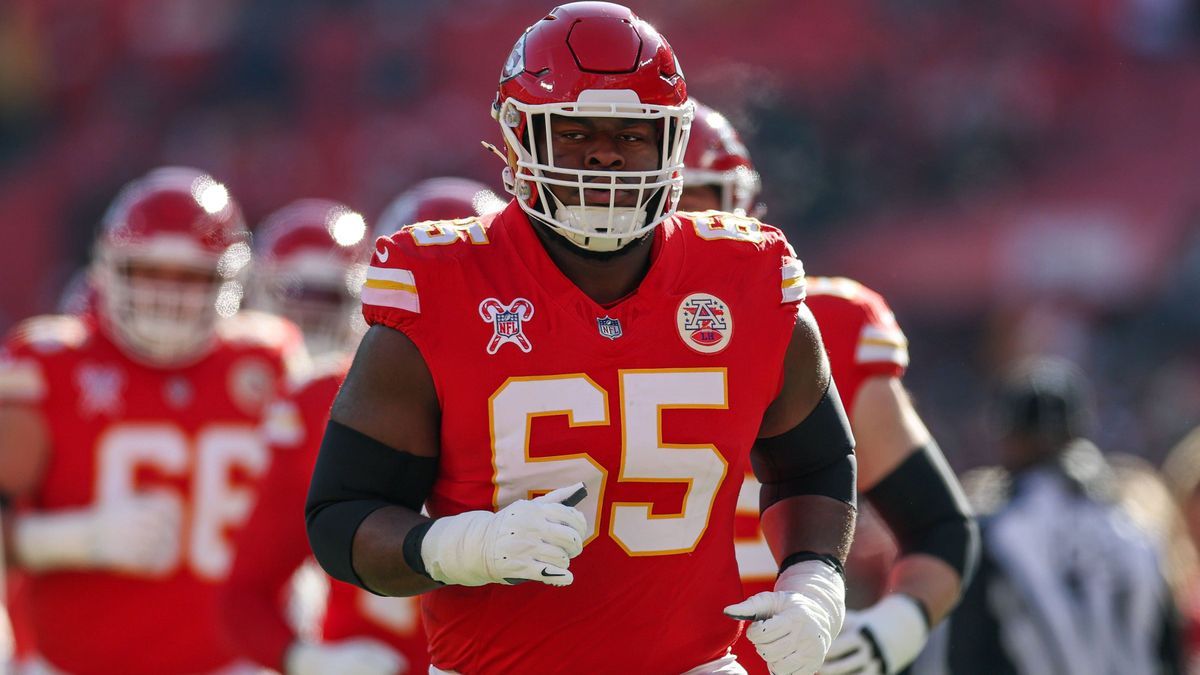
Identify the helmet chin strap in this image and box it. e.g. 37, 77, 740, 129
552, 204, 647, 252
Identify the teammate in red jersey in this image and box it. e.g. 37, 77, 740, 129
220, 182, 500, 675
0, 167, 304, 675
306, 5, 857, 674
679, 100, 978, 675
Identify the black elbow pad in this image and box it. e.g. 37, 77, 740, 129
752, 381, 857, 510
865, 441, 980, 584
305, 420, 437, 588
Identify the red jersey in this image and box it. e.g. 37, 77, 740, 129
0, 311, 302, 675
221, 355, 428, 671
362, 203, 806, 674
731, 277, 910, 674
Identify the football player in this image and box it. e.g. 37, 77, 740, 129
678, 100, 978, 675
220, 182, 501, 675
307, 4, 857, 674
0, 167, 304, 675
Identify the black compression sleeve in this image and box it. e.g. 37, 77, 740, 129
305, 420, 437, 589
752, 381, 857, 510
865, 441, 979, 584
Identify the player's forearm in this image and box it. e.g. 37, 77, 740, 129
865, 441, 979, 612
753, 377, 858, 566
350, 505, 441, 596
761, 495, 856, 566
884, 553, 962, 625
305, 419, 438, 595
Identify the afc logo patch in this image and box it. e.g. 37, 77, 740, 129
479, 297, 535, 354
677, 293, 733, 354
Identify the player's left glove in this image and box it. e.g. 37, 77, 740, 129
820, 594, 929, 675
725, 560, 846, 675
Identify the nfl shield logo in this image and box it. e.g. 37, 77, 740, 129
596, 316, 623, 340
495, 311, 520, 338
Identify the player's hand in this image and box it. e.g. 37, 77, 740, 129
92, 494, 182, 574
725, 560, 846, 675
286, 638, 407, 675
420, 482, 588, 587
14, 494, 182, 575
820, 594, 929, 675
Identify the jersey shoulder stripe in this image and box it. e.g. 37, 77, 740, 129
362, 265, 419, 313
781, 256, 806, 304
856, 323, 910, 367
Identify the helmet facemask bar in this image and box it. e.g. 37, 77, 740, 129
498, 93, 693, 252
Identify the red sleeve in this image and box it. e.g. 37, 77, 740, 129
806, 278, 909, 409
848, 283, 908, 378
218, 390, 324, 670
361, 234, 423, 335
0, 316, 84, 406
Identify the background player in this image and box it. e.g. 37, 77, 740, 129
306, 4, 857, 674
0, 167, 303, 675
678, 100, 978, 675
220, 180, 501, 675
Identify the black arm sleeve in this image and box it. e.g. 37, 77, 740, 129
751, 381, 857, 510
305, 420, 437, 589
864, 441, 979, 584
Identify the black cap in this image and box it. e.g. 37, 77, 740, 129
995, 357, 1092, 440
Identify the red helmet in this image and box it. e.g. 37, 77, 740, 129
493, 2, 693, 252
93, 167, 248, 365
683, 99, 762, 216
253, 199, 370, 355
374, 177, 505, 238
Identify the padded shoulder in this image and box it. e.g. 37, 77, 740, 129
675, 210, 806, 305
7, 314, 90, 353
0, 314, 89, 403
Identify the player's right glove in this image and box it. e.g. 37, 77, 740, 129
419, 482, 588, 587
725, 560, 846, 675
286, 638, 406, 675
13, 494, 181, 575
820, 594, 929, 675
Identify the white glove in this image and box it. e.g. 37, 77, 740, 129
14, 495, 181, 575
820, 594, 929, 675
286, 638, 407, 675
725, 560, 846, 675
420, 483, 587, 587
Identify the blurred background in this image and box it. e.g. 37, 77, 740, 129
2, 0, 1200, 471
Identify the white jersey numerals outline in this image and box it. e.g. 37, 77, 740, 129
95, 423, 269, 579
490, 369, 728, 556
406, 219, 488, 247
